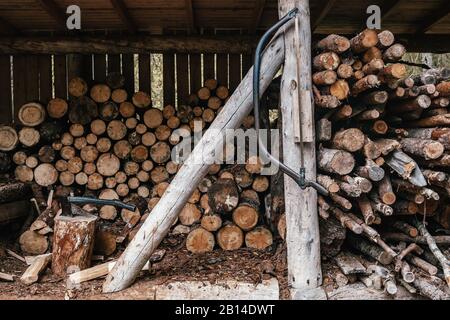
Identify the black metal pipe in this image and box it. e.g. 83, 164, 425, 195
252, 8, 328, 197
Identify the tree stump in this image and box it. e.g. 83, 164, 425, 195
52, 210, 97, 276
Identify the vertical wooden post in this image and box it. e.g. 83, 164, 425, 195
278, 0, 324, 299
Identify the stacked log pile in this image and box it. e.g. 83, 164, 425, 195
1, 75, 274, 259
307, 29, 450, 299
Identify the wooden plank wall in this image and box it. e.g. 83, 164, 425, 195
0, 48, 253, 124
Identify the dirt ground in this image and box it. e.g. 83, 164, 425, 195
0, 233, 291, 300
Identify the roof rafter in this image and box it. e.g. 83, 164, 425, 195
311, 0, 336, 31
110, 0, 137, 34
249, 0, 266, 34
35, 0, 66, 30
381, 0, 403, 20
415, 3, 450, 34
185, 0, 196, 34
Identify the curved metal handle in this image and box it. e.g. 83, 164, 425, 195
67, 196, 137, 211
252, 8, 328, 197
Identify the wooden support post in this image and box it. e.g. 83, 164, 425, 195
279, 0, 323, 299
102, 30, 286, 293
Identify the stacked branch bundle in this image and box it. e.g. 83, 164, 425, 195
299, 29, 449, 299
0, 73, 275, 270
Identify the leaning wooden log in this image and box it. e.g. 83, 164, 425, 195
103, 33, 285, 293
52, 210, 97, 276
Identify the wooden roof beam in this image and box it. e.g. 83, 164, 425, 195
381, 0, 403, 20
415, 4, 450, 34
311, 0, 336, 32
185, 0, 196, 34
110, 0, 137, 34
35, 0, 66, 30
249, 0, 266, 34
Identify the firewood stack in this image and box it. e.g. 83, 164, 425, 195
2, 74, 274, 258
306, 29, 449, 299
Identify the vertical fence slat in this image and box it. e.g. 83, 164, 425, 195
108, 54, 121, 74
38, 55, 52, 104
138, 54, 151, 93
94, 54, 106, 83
216, 53, 227, 86
26, 55, 39, 102
122, 54, 135, 94
176, 53, 189, 105
189, 53, 201, 93
229, 53, 241, 92
0, 55, 12, 123
163, 54, 175, 106
54, 55, 67, 99
13, 55, 27, 121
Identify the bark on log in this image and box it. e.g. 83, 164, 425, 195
52, 211, 97, 276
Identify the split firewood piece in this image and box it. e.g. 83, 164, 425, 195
0, 272, 14, 282
216, 223, 244, 251
245, 227, 273, 250
385, 149, 427, 187
186, 227, 215, 254
318, 147, 355, 175
68, 260, 150, 286
208, 178, 239, 214
414, 221, 450, 288
334, 252, 366, 275
20, 253, 52, 285
52, 212, 97, 276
